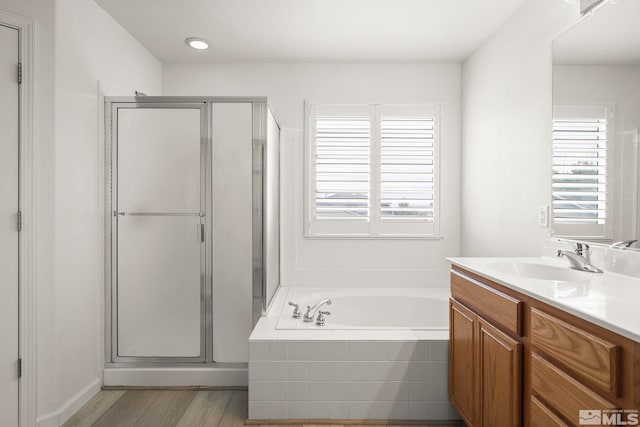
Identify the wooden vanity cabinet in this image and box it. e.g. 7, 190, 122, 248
478, 317, 523, 427
449, 299, 478, 425
449, 271, 524, 427
449, 266, 640, 427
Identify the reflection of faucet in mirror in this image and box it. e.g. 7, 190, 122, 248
551, 0, 640, 250
611, 240, 638, 249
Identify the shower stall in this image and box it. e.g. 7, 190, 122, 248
104, 97, 280, 376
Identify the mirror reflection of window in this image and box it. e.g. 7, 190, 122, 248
552, 0, 640, 247
552, 106, 610, 240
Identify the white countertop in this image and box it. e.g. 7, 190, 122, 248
447, 256, 640, 343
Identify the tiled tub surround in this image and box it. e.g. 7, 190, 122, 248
248, 340, 456, 420
248, 287, 458, 421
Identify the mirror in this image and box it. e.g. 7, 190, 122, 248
552, 0, 640, 250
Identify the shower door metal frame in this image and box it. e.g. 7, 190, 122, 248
106, 100, 211, 364
105, 96, 276, 367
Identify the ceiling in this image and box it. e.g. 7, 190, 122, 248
95, 0, 526, 63
554, 0, 640, 64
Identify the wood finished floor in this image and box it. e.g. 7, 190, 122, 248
62, 390, 463, 427
62, 390, 247, 427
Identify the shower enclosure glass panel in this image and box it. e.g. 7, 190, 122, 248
114, 106, 206, 359
118, 109, 201, 211
118, 216, 202, 357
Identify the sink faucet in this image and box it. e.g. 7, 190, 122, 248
303, 298, 332, 322
611, 239, 638, 249
573, 242, 589, 257
557, 243, 603, 273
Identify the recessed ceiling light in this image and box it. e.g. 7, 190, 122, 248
185, 37, 209, 50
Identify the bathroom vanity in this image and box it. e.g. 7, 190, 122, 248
447, 257, 640, 427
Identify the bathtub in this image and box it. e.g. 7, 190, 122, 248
248, 286, 459, 421
277, 287, 449, 330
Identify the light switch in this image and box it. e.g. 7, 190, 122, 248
538, 205, 549, 228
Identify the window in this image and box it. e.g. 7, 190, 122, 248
306, 103, 440, 238
552, 106, 611, 239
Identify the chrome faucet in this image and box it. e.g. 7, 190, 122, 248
573, 242, 589, 257
303, 298, 332, 322
557, 243, 603, 273
315, 310, 331, 326
288, 302, 302, 319
611, 239, 638, 249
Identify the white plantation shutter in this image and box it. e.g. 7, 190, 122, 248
315, 116, 370, 221
552, 106, 611, 239
380, 117, 435, 221
307, 103, 440, 237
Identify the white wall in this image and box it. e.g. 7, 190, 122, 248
49, 0, 161, 422
0, 0, 161, 422
554, 64, 640, 134
460, 0, 579, 256
163, 63, 461, 287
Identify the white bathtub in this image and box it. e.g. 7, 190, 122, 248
277, 287, 449, 330
248, 286, 458, 420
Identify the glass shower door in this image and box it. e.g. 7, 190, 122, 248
113, 105, 206, 360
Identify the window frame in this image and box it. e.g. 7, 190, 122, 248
304, 101, 442, 239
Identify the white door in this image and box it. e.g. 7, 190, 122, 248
0, 23, 20, 427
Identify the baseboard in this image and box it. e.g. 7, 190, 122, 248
102, 385, 247, 391
103, 367, 248, 387
36, 378, 101, 427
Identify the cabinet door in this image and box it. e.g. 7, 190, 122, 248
479, 317, 523, 427
449, 299, 478, 426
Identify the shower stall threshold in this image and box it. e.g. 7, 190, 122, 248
103, 364, 248, 387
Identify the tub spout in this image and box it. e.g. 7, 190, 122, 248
303, 298, 332, 322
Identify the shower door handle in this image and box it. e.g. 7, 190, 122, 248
114, 211, 206, 217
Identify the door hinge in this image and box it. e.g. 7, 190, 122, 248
200, 224, 205, 242
17, 63, 22, 85
17, 211, 22, 232
17, 358, 22, 379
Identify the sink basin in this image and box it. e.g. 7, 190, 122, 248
487, 262, 591, 282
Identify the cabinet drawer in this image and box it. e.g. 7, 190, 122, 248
531, 396, 569, 427
531, 308, 621, 397
531, 353, 617, 424
451, 270, 523, 336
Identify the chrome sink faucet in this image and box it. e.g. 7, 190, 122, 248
611, 239, 638, 249
573, 242, 588, 257
557, 243, 603, 273
303, 298, 332, 322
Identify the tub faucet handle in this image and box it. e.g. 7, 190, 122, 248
288, 302, 301, 319
316, 310, 331, 326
